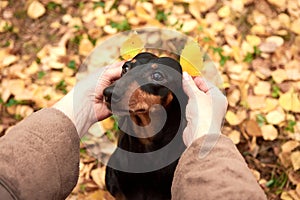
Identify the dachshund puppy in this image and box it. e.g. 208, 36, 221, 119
103, 52, 188, 200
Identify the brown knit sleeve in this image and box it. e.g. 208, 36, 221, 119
171, 134, 267, 200
0, 108, 80, 200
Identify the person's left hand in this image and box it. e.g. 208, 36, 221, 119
53, 61, 124, 137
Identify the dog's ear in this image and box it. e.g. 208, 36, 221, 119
154, 57, 183, 74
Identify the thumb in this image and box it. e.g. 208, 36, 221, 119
182, 72, 204, 97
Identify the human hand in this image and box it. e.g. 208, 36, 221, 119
182, 72, 228, 147
53, 61, 124, 138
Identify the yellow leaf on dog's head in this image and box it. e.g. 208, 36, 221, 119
120, 32, 144, 60
180, 40, 204, 76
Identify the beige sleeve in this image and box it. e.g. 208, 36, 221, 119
0, 108, 80, 200
172, 134, 267, 200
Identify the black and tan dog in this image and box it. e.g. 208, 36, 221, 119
103, 52, 188, 200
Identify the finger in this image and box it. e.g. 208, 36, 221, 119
182, 72, 205, 97
104, 61, 125, 81
193, 76, 209, 92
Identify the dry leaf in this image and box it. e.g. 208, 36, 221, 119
266, 110, 285, 125
27, 1, 46, 19
272, 69, 288, 84
280, 191, 294, 200
261, 124, 278, 141
120, 32, 144, 60
225, 110, 246, 126
180, 40, 203, 76
291, 151, 300, 171
282, 141, 300, 153
228, 130, 240, 144
88, 122, 105, 138
245, 120, 262, 137
279, 89, 300, 113
279, 152, 292, 168
262, 98, 278, 113
217, 5, 231, 18
79, 38, 94, 56
90, 167, 106, 189
267, 0, 286, 8
227, 88, 241, 107
247, 96, 266, 110
291, 18, 300, 35
101, 117, 115, 131
181, 19, 198, 33
266, 36, 284, 47
253, 81, 271, 96
85, 190, 114, 200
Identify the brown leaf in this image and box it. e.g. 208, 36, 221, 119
245, 120, 262, 137
282, 141, 300, 153
291, 151, 300, 171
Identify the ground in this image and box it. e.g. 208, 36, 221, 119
1, 0, 300, 199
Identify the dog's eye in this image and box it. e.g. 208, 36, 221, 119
122, 65, 130, 75
151, 72, 164, 81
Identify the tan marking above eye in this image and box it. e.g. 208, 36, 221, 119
131, 59, 136, 63
151, 63, 158, 69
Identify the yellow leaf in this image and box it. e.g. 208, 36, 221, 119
261, 124, 278, 141
279, 89, 300, 113
120, 32, 144, 60
180, 40, 203, 76
291, 151, 300, 171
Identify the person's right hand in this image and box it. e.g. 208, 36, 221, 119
182, 72, 228, 147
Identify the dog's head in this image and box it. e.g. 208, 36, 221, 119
103, 52, 186, 128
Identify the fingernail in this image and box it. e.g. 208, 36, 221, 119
183, 72, 190, 81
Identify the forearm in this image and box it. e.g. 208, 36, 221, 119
0, 108, 80, 199
172, 134, 267, 200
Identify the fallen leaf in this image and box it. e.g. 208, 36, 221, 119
261, 124, 278, 141
245, 120, 262, 137
262, 98, 278, 113
291, 151, 300, 171
280, 191, 294, 200
120, 32, 144, 60
181, 19, 198, 33
253, 81, 271, 96
228, 130, 240, 144
279, 152, 292, 168
27, 1, 46, 19
180, 40, 204, 76
247, 96, 266, 110
101, 117, 115, 131
272, 69, 288, 84
225, 110, 246, 126
85, 190, 114, 200
227, 88, 241, 107
88, 122, 105, 138
266, 36, 284, 47
90, 167, 106, 189
217, 5, 231, 18
279, 89, 300, 113
291, 18, 300, 35
266, 110, 285, 125
282, 141, 300, 153
79, 38, 94, 56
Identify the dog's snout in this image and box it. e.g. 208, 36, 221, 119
103, 85, 122, 104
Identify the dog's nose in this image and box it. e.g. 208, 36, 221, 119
103, 86, 121, 103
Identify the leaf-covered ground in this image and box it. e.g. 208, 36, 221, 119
1, 0, 300, 199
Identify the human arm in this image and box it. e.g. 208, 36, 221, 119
0, 62, 123, 199
171, 73, 267, 200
